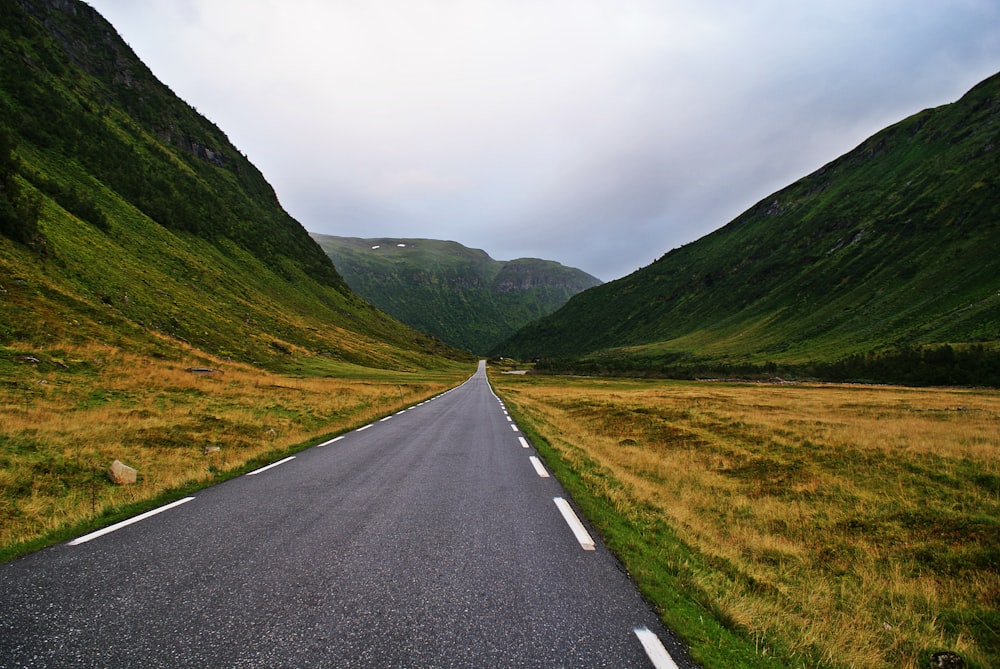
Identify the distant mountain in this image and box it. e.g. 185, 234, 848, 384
496, 72, 1000, 385
0, 0, 463, 371
311, 235, 602, 354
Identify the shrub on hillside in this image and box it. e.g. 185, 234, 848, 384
0, 127, 42, 245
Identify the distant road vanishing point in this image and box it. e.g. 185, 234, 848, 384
0, 361, 695, 668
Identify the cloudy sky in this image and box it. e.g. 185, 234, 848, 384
89, 1, 1000, 281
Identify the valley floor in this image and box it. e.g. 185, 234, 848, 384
0, 341, 468, 560
491, 372, 999, 669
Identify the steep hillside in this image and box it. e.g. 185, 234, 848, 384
497, 72, 1000, 384
311, 235, 601, 354
0, 0, 464, 373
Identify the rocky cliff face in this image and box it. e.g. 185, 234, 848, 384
494, 259, 602, 292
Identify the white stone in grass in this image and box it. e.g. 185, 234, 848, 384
107, 459, 137, 485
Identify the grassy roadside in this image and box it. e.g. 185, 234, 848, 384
490, 371, 999, 669
0, 341, 469, 562
517, 416, 782, 669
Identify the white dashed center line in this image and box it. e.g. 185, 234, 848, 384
317, 436, 345, 447
553, 497, 595, 551
356, 424, 373, 432
510, 424, 519, 432
518, 436, 530, 449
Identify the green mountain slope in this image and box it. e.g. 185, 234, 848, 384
496, 72, 1000, 384
0, 0, 463, 372
310, 235, 602, 354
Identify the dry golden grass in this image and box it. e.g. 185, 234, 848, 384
1, 341, 463, 551
493, 374, 1000, 669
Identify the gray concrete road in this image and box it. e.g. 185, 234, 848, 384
0, 361, 695, 668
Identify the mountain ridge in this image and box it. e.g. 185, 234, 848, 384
0, 0, 465, 372
311, 234, 601, 354
495, 71, 1000, 385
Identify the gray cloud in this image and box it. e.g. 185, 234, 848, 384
91, 0, 1000, 281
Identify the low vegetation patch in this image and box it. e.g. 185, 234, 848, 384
536, 343, 1000, 388
491, 372, 999, 669
0, 341, 466, 560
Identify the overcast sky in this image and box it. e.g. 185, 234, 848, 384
88, 1, 1000, 282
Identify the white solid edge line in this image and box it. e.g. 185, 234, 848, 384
553, 497, 596, 551
356, 424, 373, 432
529, 456, 550, 478
518, 436, 530, 449
69, 497, 195, 546
634, 627, 680, 669
318, 435, 345, 447
246, 455, 296, 476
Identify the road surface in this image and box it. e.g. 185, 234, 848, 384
0, 361, 695, 668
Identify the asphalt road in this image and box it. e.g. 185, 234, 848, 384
0, 361, 696, 668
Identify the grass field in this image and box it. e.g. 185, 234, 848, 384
0, 340, 468, 560
491, 372, 999, 669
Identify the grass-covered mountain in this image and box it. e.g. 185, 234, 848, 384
310, 235, 601, 354
0, 0, 465, 373
497, 72, 1000, 385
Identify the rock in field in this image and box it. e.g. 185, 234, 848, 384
107, 459, 137, 485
